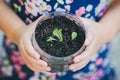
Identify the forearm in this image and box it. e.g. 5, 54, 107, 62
100, 0, 120, 40
0, 0, 26, 44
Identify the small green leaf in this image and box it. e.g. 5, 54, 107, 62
71, 32, 78, 40
46, 36, 56, 42
53, 28, 63, 42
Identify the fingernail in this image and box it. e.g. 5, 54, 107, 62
39, 61, 48, 66
85, 40, 89, 45
74, 58, 80, 63
43, 62, 48, 66
47, 67, 51, 71
36, 55, 40, 60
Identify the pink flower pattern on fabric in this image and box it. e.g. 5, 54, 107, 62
75, 7, 85, 16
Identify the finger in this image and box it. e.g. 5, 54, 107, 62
20, 47, 50, 72
30, 58, 48, 67
23, 40, 48, 66
26, 63, 51, 72
31, 16, 46, 28
79, 17, 94, 46
20, 40, 49, 68
34, 16, 44, 25
27, 58, 51, 72
22, 52, 50, 72
69, 56, 90, 71
27, 16, 44, 34
73, 40, 95, 63
73, 60, 89, 72
24, 36, 40, 60
73, 50, 89, 63
84, 31, 94, 46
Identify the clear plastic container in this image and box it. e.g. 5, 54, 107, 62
32, 12, 86, 72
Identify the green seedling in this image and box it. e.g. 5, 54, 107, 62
46, 28, 63, 42
46, 36, 56, 42
71, 32, 78, 40
46, 28, 77, 42
53, 28, 63, 42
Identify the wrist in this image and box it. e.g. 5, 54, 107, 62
11, 24, 27, 44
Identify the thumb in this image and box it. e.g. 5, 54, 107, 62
84, 31, 94, 46
30, 15, 45, 29
33, 14, 48, 25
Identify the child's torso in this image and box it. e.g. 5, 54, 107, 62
10, 0, 111, 23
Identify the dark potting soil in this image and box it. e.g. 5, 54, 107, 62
35, 16, 85, 57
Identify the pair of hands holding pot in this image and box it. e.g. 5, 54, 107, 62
17, 16, 110, 72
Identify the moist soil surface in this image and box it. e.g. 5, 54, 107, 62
35, 16, 85, 57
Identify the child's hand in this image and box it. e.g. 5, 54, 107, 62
16, 17, 51, 72
69, 17, 110, 71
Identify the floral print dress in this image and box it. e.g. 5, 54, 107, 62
0, 0, 117, 80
